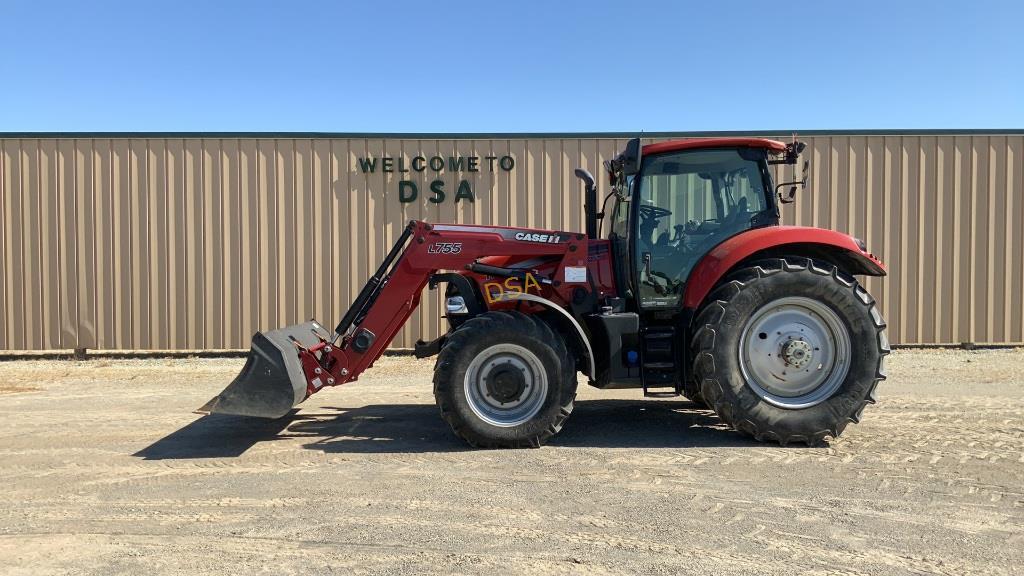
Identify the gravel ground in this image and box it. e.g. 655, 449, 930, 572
0, 348, 1022, 575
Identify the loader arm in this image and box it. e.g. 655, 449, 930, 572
200, 220, 589, 418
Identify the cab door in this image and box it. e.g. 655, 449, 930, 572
631, 147, 776, 311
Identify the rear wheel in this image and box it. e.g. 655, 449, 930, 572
691, 258, 889, 445
434, 311, 577, 448
680, 384, 708, 408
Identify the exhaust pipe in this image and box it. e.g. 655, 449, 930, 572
574, 168, 599, 239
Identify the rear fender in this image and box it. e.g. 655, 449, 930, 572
682, 226, 886, 310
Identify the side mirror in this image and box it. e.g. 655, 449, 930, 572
603, 159, 618, 186
775, 160, 809, 204
621, 137, 642, 175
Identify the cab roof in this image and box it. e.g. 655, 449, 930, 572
642, 137, 787, 156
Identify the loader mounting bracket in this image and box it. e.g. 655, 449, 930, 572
414, 334, 447, 359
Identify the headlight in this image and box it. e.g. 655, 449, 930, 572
445, 296, 468, 315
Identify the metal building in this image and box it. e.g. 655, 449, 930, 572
1, 130, 1022, 351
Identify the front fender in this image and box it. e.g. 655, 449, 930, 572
489, 291, 596, 382
682, 226, 886, 309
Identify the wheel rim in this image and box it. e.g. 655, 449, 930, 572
464, 343, 548, 427
738, 296, 851, 409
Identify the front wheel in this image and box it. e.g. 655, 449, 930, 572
691, 258, 889, 445
433, 311, 577, 448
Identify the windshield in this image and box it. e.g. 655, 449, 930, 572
634, 147, 771, 309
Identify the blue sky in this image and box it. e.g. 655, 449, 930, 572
1, 0, 1021, 132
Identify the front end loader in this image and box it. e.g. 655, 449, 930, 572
200, 137, 889, 448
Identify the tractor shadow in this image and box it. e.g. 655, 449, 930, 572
134, 411, 302, 460
291, 399, 768, 454
136, 399, 798, 459
555, 399, 754, 449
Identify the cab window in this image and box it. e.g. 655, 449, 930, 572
633, 148, 771, 309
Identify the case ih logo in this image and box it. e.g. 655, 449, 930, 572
356, 154, 515, 205
514, 232, 562, 244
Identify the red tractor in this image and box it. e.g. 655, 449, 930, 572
201, 137, 889, 448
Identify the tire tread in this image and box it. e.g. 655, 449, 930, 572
691, 257, 889, 446
433, 310, 575, 448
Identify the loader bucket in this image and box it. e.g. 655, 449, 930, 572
197, 321, 331, 419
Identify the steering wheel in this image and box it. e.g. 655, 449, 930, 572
639, 205, 672, 220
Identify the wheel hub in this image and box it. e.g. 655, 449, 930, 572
781, 339, 813, 369
738, 296, 852, 409
486, 364, 527, 404
464, 343, 549, 427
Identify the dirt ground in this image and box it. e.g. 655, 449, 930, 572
0, 349, 1021, 575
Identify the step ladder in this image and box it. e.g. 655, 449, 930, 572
640, 326, 682, 398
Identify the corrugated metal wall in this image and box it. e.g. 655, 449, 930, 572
1, 133, 1022, 350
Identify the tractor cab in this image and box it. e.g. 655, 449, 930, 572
588, 137, 864, 397
605, 138, 791, 311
